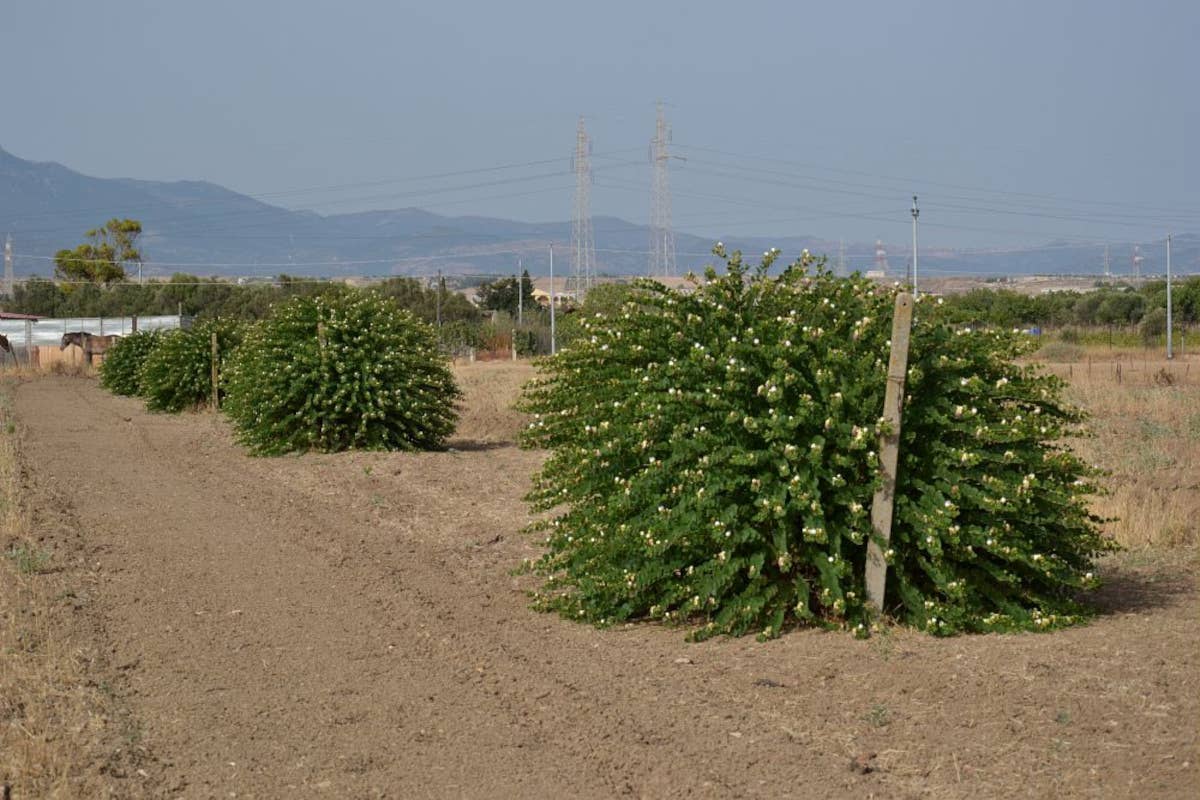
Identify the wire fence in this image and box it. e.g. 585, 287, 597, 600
0, 314, 189, 370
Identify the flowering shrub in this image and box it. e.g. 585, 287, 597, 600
99, 330, 163, 396
519, 248, 1112, 640
222, 290, 460, 454
139, 319, 243, 413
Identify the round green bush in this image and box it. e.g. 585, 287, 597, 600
518, 248, 1113, 640
139, 319, 243, 413
222, 290, 460, 454
99, 330, 164, 396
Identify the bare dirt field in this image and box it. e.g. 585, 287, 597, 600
4, 363, 1198, 799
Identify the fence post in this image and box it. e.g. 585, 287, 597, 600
210, 332, 220, 410
865, 292, 914, 614
24, 320, 33, 368
511, 328, 517, 361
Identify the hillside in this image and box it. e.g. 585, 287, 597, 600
2, 146, 1195, 280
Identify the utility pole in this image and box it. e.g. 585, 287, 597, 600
3, 234, 12, 299
517, 258, 524, 326
910, 195, 920, 298
1167, 234, 1174, 360
549, 244, 557, 355
1103, 245, 1111, 280
435, 268, 443, 328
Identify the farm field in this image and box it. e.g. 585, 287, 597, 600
2, 361, 1197, 799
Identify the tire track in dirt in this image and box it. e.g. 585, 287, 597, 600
16, 376, 1199, 799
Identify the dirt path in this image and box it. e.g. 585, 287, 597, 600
14, 373, 1199, 799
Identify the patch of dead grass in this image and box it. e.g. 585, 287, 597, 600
0, 379, 143, 798
1048, 356, 1200, 552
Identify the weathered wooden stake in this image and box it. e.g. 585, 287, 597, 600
865, 292, 914, 613
511, 328, 517, 361
210, 331, 220, 410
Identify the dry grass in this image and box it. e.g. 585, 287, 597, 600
449, 357, 1199, 554
0, 379, 140, 799
0, 361, 92, 379
1036, 352, 1200, 552
449, 359, 536, 447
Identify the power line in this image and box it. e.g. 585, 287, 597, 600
671, 143, 1200, 219
4, 148, 648, 226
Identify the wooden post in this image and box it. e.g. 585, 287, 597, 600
865, 292, 914, 613
511, 328, 517, 361
210, 332, 220, 410
23, 320, 33, 368
131, 314, 138, 333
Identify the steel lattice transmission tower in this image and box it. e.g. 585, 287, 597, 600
649, 101, 676, 278
571, 116, 596, 300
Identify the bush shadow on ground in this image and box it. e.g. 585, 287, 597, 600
1088, 555, 1197, 616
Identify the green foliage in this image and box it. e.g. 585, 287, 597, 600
938, 278, 1200, 329
12, 277, 66, 316
54, 218, 141, 286
519, 248, 1112, 641
476, 271, 536, 316
222, 290, 460, 455
139, 319, 243, 413
437, 319, 484, 353
1139, 307, 1168, 342
556, 282, 638, 350
376, 276, 479, 325
99, 330, 164, 396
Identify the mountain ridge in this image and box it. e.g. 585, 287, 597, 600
1, 146, 1194, 280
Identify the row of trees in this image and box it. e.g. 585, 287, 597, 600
11, 273, 481, 323
22, 218, 1198, 353
940, 278, 1200, 329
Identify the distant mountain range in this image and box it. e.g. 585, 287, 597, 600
2, 146, 1195, 281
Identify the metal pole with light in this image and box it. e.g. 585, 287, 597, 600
911, 195, 920, 298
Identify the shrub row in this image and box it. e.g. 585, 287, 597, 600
99, 290, 459, 454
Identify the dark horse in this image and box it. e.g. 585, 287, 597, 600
0, 335, 10, 356
61, 331, 120, 366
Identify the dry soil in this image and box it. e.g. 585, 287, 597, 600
9, 367, 1198, 799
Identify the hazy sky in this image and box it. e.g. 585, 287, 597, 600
3, 0, 1196, 253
